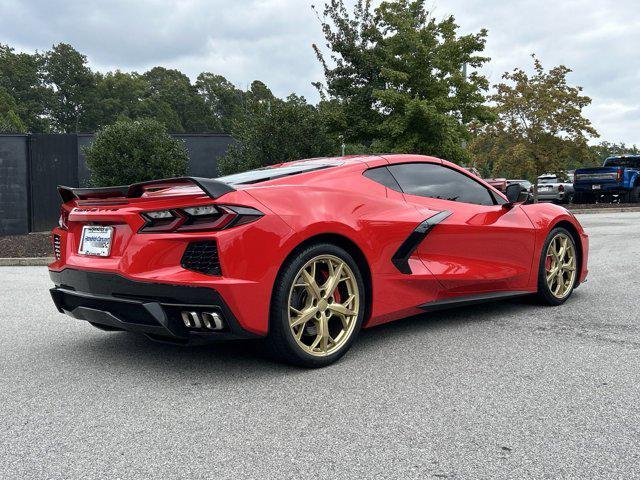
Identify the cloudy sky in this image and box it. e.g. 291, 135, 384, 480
1, 0, 638, 144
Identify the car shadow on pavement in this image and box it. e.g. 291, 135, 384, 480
49, 294, 553, 381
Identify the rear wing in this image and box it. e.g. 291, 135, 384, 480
57, 177, 235, 203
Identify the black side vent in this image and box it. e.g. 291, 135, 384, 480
181, 241, 221, 276
53, 234, 62, 260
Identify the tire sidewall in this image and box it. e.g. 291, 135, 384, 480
271, 243, 366, 367
537, 227, 579, 305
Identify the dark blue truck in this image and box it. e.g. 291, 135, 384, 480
573, 155, 640, 203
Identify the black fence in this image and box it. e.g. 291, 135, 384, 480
0, 133, 235, 235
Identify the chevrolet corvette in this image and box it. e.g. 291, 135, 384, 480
49, 154, 589, 367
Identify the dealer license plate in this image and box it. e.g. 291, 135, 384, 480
592, 185, 601, 190
78, 226, 113, 257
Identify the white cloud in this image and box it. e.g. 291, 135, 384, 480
0, 0, 638, 144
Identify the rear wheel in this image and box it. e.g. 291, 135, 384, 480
536, 228, 579, 305
268, 243, 365, 367
627, 186, 640, 203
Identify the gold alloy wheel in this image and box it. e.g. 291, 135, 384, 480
287, 254, 360, 357
545, 233, 577, 299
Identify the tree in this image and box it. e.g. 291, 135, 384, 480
314, 0, 492, 163
84, 118, 188, 186
0, 87, 27, 133
0, 44, 50, 132
93, 70, 149, 128
142, 67, 216, 133
590, 141, 640, 164
470, 55, 598, 199
43, 43, 98, 132
196, 73, 244, 132
219, 94, 337, 174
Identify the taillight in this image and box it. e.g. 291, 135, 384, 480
139, 204, 263, 233
617, 167, 623, 183
58, 207, 69, 230
574, 172, 578, 183
558, 184, 565, 192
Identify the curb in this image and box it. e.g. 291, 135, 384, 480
0, 257, 54, 266
570, 207, 640, 215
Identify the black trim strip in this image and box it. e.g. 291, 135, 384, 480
391, 210, 452, 274
418, 291, 531, 312
58, 177, 235, 203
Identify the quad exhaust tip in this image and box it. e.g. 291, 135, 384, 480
181, 311, 224, 331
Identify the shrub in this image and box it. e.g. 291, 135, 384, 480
85, 118, 188, 186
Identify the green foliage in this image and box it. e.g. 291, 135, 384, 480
141, 67, 216, 133
314, 0, 492, 164
590, 141, 640, 163
44, 43, 98, 133
0, 44, 50, 132
471, 55, 598, 188
84, 118, 188, 186
0, 87, 27, 133
219, 94, 338, 175
196, 73, 245, 133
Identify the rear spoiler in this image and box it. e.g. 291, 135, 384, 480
57, 177, 235, 203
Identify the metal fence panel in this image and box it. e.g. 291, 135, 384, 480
0, 135, 29, 235
177, 134, 235, 178
29, 134, 79, 232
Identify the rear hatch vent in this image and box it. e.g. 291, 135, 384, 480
181, 241, 221, 276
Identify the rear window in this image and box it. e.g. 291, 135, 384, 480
216, 161, 341, 185
538, 177, 557, 184
604, 157, 640, 168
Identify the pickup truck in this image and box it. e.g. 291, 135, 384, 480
573, 155, 640, 203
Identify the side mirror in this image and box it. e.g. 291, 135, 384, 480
504, 183, 530, 207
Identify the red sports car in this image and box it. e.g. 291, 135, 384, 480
49, 155, 589, 367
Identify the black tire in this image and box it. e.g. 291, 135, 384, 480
628, 186, 640, 204
267, 243, 366, 368
572, 191, 586, 204
562, 192, 574, 205
536, 227, 579, 306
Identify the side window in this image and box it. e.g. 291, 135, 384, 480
387, 163, 496, 206
363, 166, 402, 191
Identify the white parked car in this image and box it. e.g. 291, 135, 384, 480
536, 173, 574, 204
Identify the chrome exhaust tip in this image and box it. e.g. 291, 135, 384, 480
181, 310, 224, 331
181, 311, 201, 328
202, 312, 223, 331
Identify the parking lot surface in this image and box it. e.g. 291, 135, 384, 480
1, 212, 639, 479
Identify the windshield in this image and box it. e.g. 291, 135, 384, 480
604, 157, 640, 168
216, 160, 341, 185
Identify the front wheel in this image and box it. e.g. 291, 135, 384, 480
267, 243, 365, 367
536, 228, 579, 305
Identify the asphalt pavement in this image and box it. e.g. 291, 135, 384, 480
1, 212, 639, 479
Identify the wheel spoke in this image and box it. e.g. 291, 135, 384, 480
328, 295, 356, 317
301, 268, 322, 300
319, 318, 329, 353
290, 306, 317, 328
323, 261, 344, 298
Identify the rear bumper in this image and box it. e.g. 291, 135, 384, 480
574, 183, 629, 193
49, 269, 262, 344
537, 192, 566, 201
